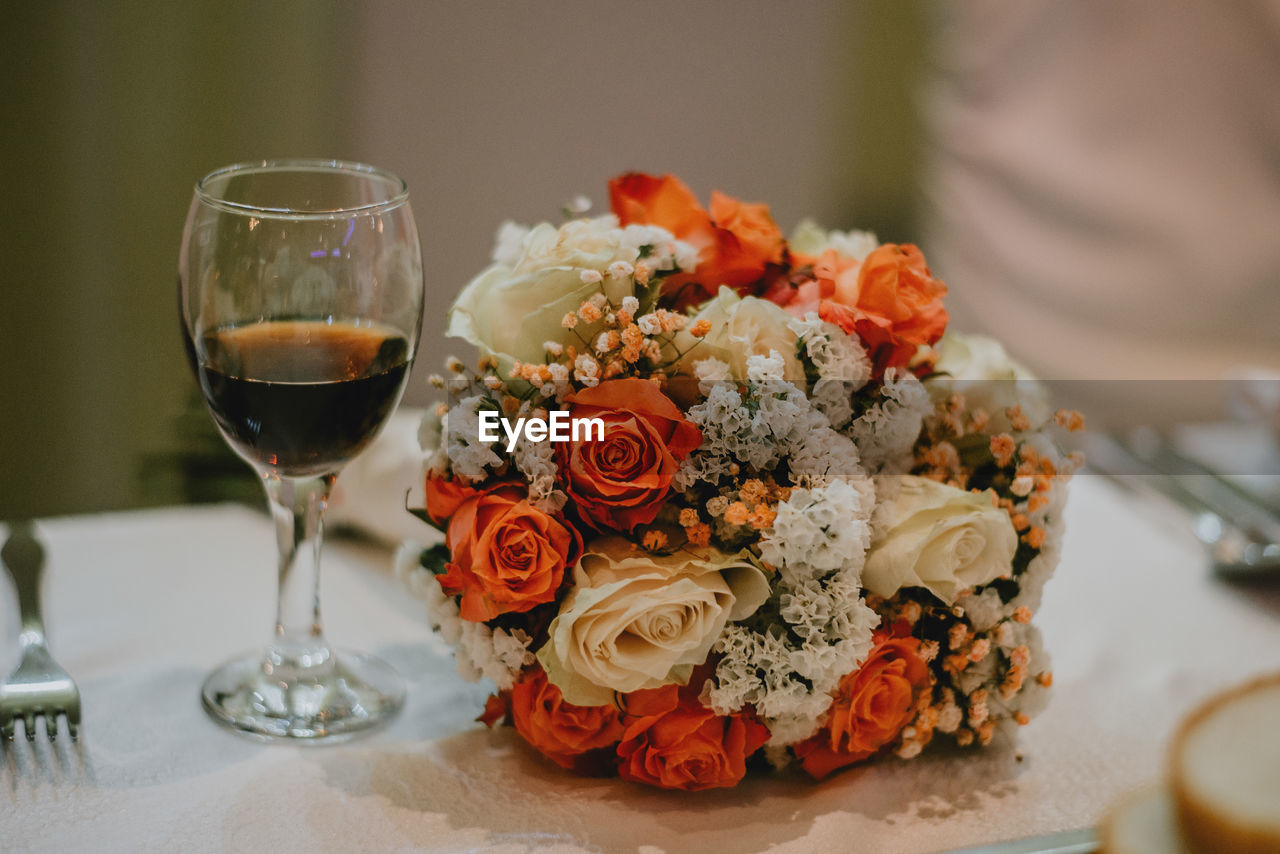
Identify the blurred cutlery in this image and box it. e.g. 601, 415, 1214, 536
1125, 427, 1280, 520
1086, 434, 1280, 581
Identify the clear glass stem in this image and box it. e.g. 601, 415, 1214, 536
261, 472, 337, 681
200, 468, 405, 741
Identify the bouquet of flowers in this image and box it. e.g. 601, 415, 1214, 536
399, 173, 1083, 791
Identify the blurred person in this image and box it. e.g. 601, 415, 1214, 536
921, 0, 1280, 429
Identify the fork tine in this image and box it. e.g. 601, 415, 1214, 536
65, 710, 79, 742
23, 712, 36, 742
1, 718, 14, 740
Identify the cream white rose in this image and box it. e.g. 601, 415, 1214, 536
537, 537, 770, 706
862, 476, 1017, 605
928, 332, 1051, 429
670, 287, 805, 383
446, 216, 653, 372
789, 219, 879, 262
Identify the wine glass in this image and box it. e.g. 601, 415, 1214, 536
178, 160, 423, 741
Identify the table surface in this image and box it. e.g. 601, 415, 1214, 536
2, 475, 1280, 854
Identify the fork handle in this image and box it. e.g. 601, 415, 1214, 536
3, 524, 47, 648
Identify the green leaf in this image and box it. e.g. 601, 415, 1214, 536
420, 543, 451, 576
406, 506, 436, 526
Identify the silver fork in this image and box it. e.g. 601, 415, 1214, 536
0, 522, 81, 741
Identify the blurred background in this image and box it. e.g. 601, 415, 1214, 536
1, 0, 1277, 519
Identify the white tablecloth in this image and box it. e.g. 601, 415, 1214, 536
3, 477, 1280, 854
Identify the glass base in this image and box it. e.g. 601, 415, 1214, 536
200, 648, 405, 743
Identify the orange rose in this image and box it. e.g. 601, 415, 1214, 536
609, 172, 785, 309
793, 628, 932, 780
423, 475, 480, 525
820, 244, 948, 377
438, 485, 582, 622
557, 378, 701, 531
478, 692, 508, 728
510, 665, 626, 774
615, 683, 770, 791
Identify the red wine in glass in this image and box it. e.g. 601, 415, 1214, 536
188, 319, 410, 477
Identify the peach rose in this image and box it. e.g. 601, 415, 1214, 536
793, 628, 932, 780
510, 666, 626, 775
438, 484, 582, 622
615, 683, 770, 791
557, 378, 701, 531
822, 244, 948, 376
773, 243, 948, 377
609, 172, 785, 309
776, 247, 860, 318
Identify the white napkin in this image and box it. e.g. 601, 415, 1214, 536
328, 407, 438, 547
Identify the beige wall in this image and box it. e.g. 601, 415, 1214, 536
347, 0, 863, 392
0, 1, 923, 518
